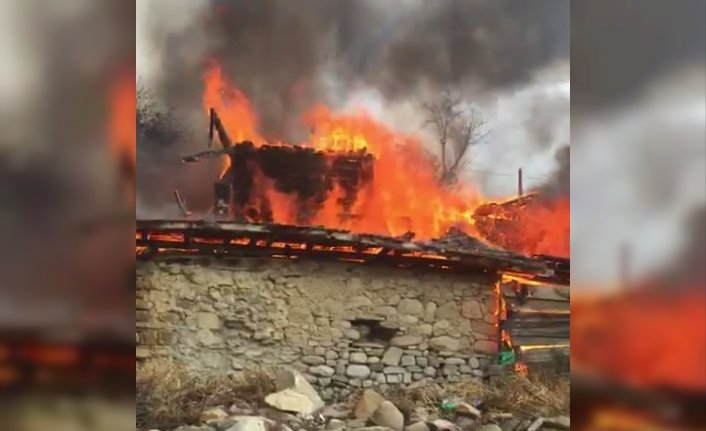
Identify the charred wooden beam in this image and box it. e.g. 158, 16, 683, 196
136, 219, 568, 283
209, 107, 232, 148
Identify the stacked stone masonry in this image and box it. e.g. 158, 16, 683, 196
136, 259, 498, 400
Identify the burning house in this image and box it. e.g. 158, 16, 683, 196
136, 100, 570, 399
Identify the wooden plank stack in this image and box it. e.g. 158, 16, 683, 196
500, 277, 570, 368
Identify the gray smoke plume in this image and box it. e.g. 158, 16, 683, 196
0, 0, 135, 332
571, 0, 705, 112
137, 0, 570, 214
571, 0, 705, 286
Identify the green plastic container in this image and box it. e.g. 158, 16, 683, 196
498, 350, 516, 365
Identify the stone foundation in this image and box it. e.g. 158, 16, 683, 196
136, 258, 498, 400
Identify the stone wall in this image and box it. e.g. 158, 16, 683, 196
136, 258, 498, 400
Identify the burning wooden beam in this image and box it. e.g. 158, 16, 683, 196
135, 219, 567, 284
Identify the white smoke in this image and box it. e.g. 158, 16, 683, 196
136, 0, 209, 86
331, 61, 570, 198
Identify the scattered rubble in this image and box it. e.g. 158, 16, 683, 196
370, 401, 404, 431
139, 366, 569, 431
264, 370, 325, 415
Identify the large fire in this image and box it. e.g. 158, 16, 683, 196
201, 60, 569, 252
202, 61, 484, 240
474, 194, 570, 257
571, 288, 706, 392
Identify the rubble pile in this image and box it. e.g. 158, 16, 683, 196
139, 369, 569, 431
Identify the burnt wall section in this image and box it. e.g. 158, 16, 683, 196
136, 259, 497, 400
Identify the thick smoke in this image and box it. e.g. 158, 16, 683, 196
571, 0, 705, 286
137, 0, 570, 211
572, 0, 705, 112
0, 0, 135, 333
372, 0, 568, 99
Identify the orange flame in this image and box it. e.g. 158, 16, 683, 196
109, 72, 136, 169
200, 61, 494, 240
474, 194, 570, 257
571, 288, 706, 391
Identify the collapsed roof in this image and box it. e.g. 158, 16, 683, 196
136, 219, 569, 285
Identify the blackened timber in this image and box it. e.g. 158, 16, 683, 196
182, 141, 375, 223
136, 219, 565, 283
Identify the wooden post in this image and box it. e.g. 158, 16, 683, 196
518, 168, 524, 197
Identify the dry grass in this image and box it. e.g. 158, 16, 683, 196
381, 371, 569, 420
136, 359, 276, 430
484, 371, 570, 417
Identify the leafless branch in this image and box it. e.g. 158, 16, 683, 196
423, 92, 489, 185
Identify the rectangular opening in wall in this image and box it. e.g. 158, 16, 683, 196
350, 318, 397, 347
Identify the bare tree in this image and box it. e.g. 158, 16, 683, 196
423, 91, 489, 185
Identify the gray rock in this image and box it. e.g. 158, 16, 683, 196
326, 419, 347, 430
346, 418, 367, 429
309, 365, 335, 377
301, 356, 326, 365
383, 366, 405, 374
397, 299, 424, 315
443, 358, 465, 366
386, 374, 401, 384
390, 335, 422, 347
429, 336, 460, 351
265, 369, 324, 415
264, 389, 321, 416
346, 365, 372, 379
381, 347, 404, 366
333, 375, 348, 384
423, 367, 436, 377
428, 419, 461, 431
370, 362, 385, 372
371, 401, 404, 431
404, 422, 430, 431
350, 352, 368, 364
345, 329, 361, 340
416, 357, 428, 367
367, 347, 385, 356
400, 355, 416, 366
468, 357, 481, 368
476, 425, 502, 431
460, 300, 484, 319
